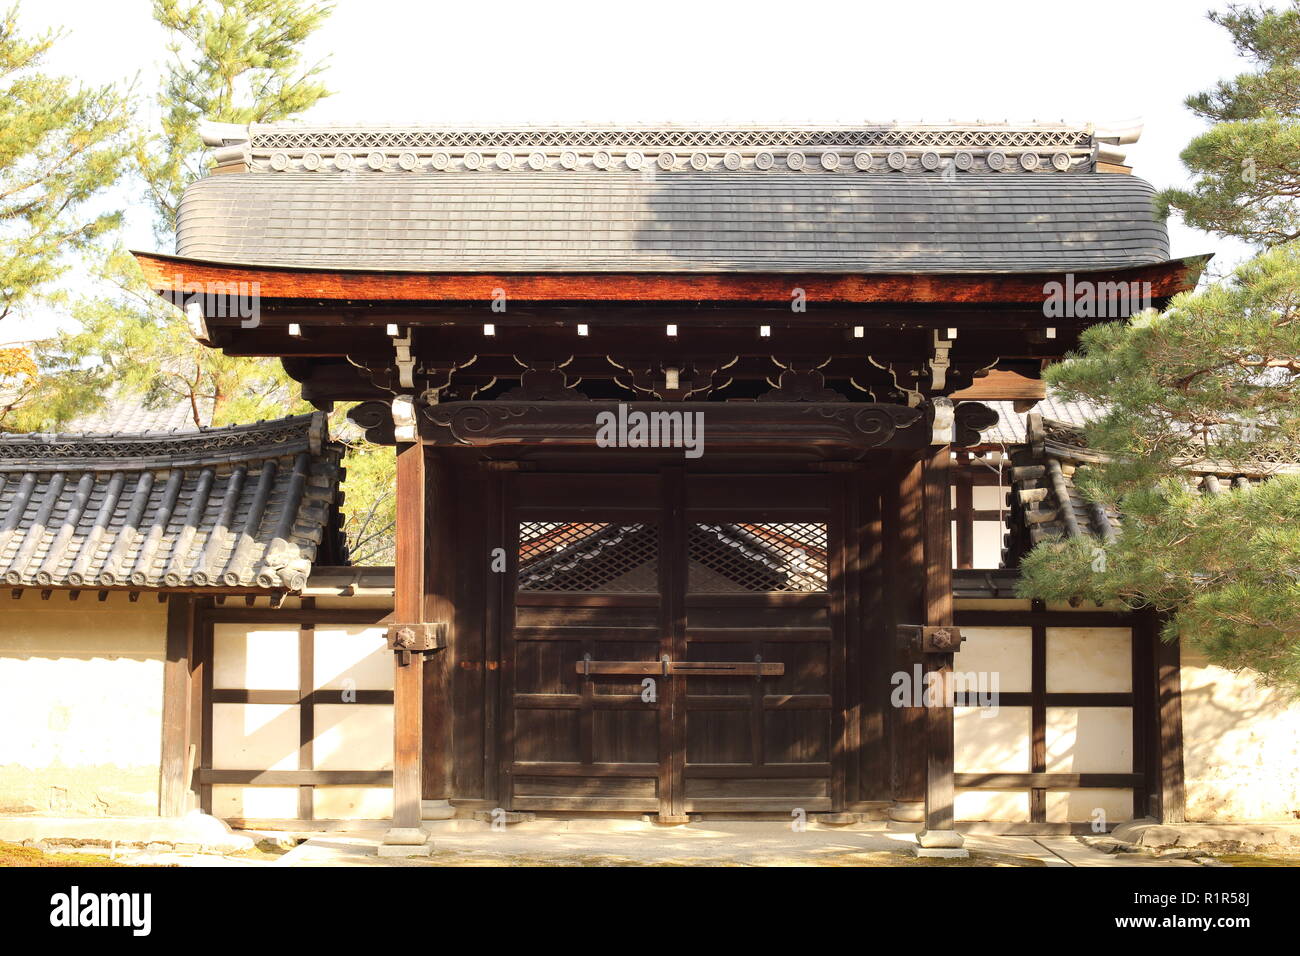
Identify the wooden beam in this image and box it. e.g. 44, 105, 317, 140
200, 770, 393, 786
298, 600, 315, 822
955, 773, 1143, 789
954, 452, 974, 570
160, 594, 195, 817
135, 251, 1209, 306
1030, 599, 1047, 824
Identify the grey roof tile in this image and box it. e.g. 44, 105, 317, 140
176, 172, 1169, 273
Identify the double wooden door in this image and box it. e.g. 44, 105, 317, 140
502, 469, 842, 816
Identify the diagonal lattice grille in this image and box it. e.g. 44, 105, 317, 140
518, 522, 658, 592
688, 522, 828, 593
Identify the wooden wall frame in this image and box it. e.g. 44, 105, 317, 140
193, 598, 394, 828
952, 601, 1149, 828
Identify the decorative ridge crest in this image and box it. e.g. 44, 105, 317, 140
202, 119, 1144, 176
0, 412, 331, 471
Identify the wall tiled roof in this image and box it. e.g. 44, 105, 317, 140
1001, 413, 1297, 565
0, 414, 344, 591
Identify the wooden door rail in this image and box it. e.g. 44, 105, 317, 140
576, 657, 784, 677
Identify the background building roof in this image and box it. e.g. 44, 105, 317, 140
65, 386, 215, 433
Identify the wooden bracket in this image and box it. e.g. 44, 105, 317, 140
387, 622, 448, 665
897, 624, 965, 654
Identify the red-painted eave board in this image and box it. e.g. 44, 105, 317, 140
132, 251, 1210, 306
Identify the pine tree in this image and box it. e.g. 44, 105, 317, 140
1157, 1, 1300, 246
1019, 244, 1300, 686
1022, 3, 1300, 689
42, 0, 335, 433
0, 3, 133, 423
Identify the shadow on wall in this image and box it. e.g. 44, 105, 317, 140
1181, 648, 1300, 822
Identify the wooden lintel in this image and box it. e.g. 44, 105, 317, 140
420, 400, 948, 450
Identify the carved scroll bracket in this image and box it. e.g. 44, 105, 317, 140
758, 357, 845, 402
607, 356, 737, 401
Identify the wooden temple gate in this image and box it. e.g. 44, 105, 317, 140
136, 119, 1205, 848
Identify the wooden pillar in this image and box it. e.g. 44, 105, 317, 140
953, 452, 974, 570
384, 439, 430, 850
918, 443, 962, 850
160, 594, 195, 816
887, 454, 926, 819
423, 453, 454, 810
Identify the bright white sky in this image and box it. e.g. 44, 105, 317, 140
3, 0, 1260, 343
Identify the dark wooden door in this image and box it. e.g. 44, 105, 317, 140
502, 469, 841, 815
675, 474, 838, 814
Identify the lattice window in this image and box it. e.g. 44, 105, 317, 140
688, 523, 828, 593
518, 522, 658, 592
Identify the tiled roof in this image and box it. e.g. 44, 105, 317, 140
978, 395, 1108, 445
176, 172, 1170, 274
1002, 413, 1298, 564
0, 414, 345, 591
65, 387, 215, 433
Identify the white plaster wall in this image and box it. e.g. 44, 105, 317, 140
1181, 648, 1300, 822
1046, 628, 1131, 693
211, 785, 298, 819
0, 593, 166, 815
213, 624, 299, 689
313, 704, 393, 771
1045, 707, 1132, 773
1046, 788, 1132, 825
314, 786, 392, 819
313, 626, 391, 690
954, 705, 1030, 773
955, 789, 1028, 822
954, 626, 1031, 693
211, 703, 299, 771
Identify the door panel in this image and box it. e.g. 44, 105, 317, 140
503, 470, 843, 814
